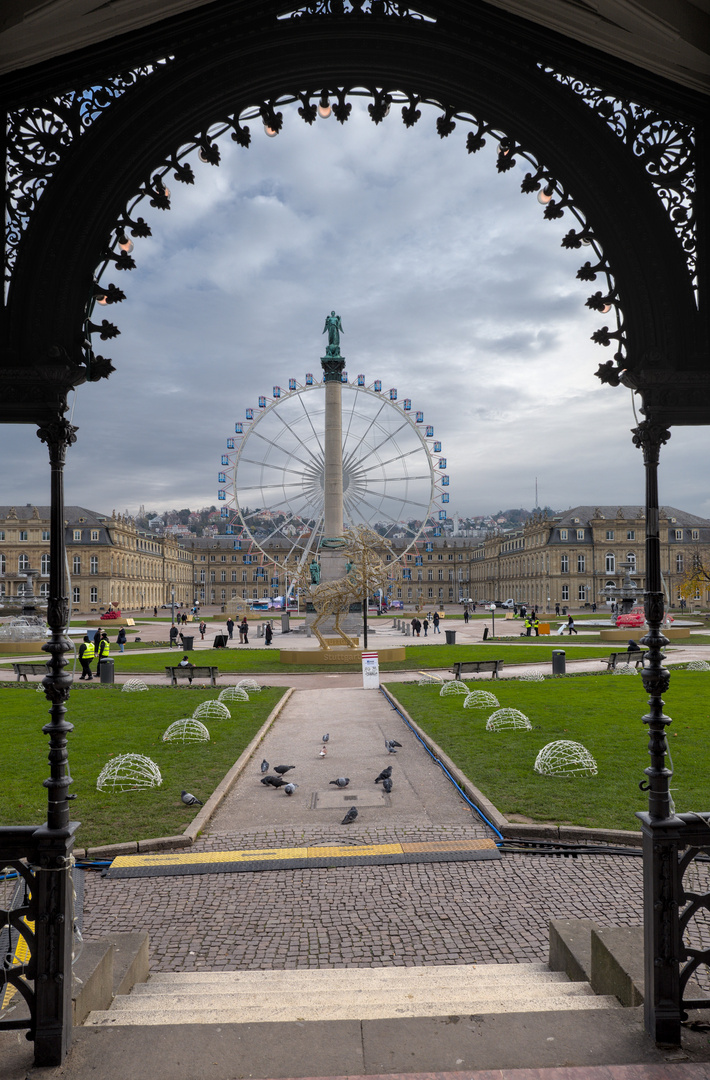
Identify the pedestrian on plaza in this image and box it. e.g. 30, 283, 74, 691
181, 612, 188, 625
265, 622, 273, 646
240, 617, 249, 644
199, 620, 207, 640
592, 602, 597, 613
555, 602, 560, 616
525, 616, 532, 637
520, 605, 527, 621
433, 611, 440, 633
116, 626, 127, 653
226, 617, 235, 640
423, 617, 429, 636
78, 635, 95, 680
95, 631, 110, 676
463, 609, 469, 624
566, 616, 578, 635
92, 627, 101, 645
153, 606, 158, 617
531, 615, 540, 637
169, 624, 179, 648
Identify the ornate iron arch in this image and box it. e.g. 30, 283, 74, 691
2, 3, 703, 429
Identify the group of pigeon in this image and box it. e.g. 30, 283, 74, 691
257, 732, 402, 824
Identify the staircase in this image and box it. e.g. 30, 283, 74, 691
84, 962, 620, 1026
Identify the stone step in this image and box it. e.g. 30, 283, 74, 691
84, 991, 621, 1026
116, 978, 595, 1009
134, 961, 566, 992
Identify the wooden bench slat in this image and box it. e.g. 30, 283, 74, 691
12, 663, 49, 682
450, 660, 504, 680
164, 666, 219, 686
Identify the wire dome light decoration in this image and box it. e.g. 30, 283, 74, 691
217, 374, 447, 571
486, 708, 532, 731
463, 690, 500, 709
237, 679, 261, 692
534, 740, 598, 777
519, 669, 545, 682
613, 664, 638, 675
218, 686, 249, 703
163, 718, 211, 742
96, 754, 162, 791
687, 660, 710, 671
440, 680, 469, 697
193, 700, 231, 720
122, 678, 149, 692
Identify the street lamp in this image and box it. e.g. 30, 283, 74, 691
489, 602, 496, 637
171, 587, 175, 625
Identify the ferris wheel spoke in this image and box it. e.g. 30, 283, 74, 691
342, 386, 364, 452
346, 421, 413, 472
363, 471, 433, 485
246, 430, 316, 474
341, 397, 389, 460
356, 445, 424, 477
294, 393, 327, 461
236, 456, 314, 481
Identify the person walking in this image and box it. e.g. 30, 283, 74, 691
433, 611, 441, 634
153, 606, 158, 618
169, 624, 179, 648
264, 622, 273, 646
226, 617, 235, 641
240, 617, 249, 644
95, 631, 110, 676
555, 602, 560, 616
116, 626, 127, 653
463, 609, 470, 624
199, 620, 207, 640
78, 635, 95, 680
566, 616, 578, 635
422, 617, 429, 636
531, 614, 540, 637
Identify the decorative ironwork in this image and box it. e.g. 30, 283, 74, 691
77, 86, 622, 376
678, 832, 710, 1010
1, 859, 37, 1034
5, 59, 172, 286
541, 67, 696, 294
279, 1, 435, 20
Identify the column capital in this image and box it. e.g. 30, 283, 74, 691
631, 420, 671, 465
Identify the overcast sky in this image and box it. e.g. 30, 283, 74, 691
3, 97, 707, 520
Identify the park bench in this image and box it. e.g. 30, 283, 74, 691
450, 659, 504, 680
12, 662, 49, 682
165, 665, 219, 686
601, 650, 648, 671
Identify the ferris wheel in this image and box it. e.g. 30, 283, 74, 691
217, 373, 449, 570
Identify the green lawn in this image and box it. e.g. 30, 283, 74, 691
387, 671, 710, 831
53, 642, 630, 675
0, 684, 285, 849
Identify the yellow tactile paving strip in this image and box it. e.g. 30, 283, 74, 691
106, 838, 499, 878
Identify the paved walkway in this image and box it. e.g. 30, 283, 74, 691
81, 685, 644, 975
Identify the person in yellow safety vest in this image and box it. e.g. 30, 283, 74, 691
95, 631, 110, 676
531, 615, 540, 637
524, 616, 532, 636
79, 635, 95, 680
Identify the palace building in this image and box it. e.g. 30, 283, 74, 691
2, 503, 709, 614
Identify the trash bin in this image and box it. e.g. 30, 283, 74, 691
281, 614, 290, 634
562, 606, 568, 616
552, 650, 566, 675
182, 635, 194, 651
99, 658, 114, 684
445, 629, 456, 645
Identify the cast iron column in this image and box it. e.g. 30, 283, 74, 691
633, 419, 683, 1045
33, 418, 80, 1066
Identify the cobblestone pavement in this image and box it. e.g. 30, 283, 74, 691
81, 820, 643, 973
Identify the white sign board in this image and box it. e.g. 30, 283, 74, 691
362, 651, 380, 689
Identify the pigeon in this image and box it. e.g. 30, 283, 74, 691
382, 777, 393, 793
322, 733, 330, 743
260, 759, 269, 773
283, 782, 298, 795
319, 747, 328, 757
274, 764, 295, 775
261, 775, 287, 788
181, 790, 203, 806
385, 740, 398, 754
341, 807, 358, 824
386, 739, 402, 749
374, 766, 393, 784
329, 777, 350, 788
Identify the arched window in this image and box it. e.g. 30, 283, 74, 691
41, 553, 50, 575
18, 553, 29, 571
605, 552, 615, 573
